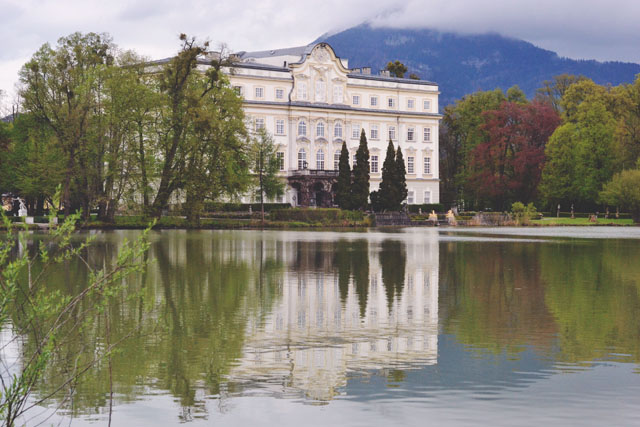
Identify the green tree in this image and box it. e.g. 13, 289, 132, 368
149, 36, 248, 219
600, 165, 640, 223
250, 128, 285, 224
506, 85, 527, 104
394, 146, 408, 207
351, 129, 370, 210
19, 32, 117, 218
378, 139, 398, 211
535, 74, 587, 112
335, 141, 351, 209
385, 60, 408, 78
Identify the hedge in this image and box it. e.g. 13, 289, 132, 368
203, 202, 292, 212
270, 208, 364, 223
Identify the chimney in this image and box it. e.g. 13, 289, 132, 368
352, 68, 361, 74
380, 70, 390, 77
362, 67, 371, 75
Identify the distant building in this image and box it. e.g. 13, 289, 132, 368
226, 43, 441, 207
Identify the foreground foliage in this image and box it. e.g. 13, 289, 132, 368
0, 212, 150, 426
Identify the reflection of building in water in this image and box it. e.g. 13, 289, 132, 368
229, 235, 438, 401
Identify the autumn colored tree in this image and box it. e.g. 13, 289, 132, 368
468, 101, 561, 209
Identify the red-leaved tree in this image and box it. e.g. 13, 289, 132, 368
469, 101, 561, 209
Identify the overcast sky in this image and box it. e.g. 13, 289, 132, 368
2, 0, 640, 104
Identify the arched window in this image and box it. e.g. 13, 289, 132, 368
316, 150, 325, 170
298, 148, 307, 170
334, 150, 341, 170
298, 120, 307, 136
334, 122, 342, 138
317, 122, 325, 138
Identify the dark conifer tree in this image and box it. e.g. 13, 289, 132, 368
394, 146, 408, 207
335, 141, 351, 209
379, 139, 398, 211
351, 129, 370, 210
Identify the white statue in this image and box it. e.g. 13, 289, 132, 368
18, 198, 27, 217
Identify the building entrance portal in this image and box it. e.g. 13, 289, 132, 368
288, 170, 338, 208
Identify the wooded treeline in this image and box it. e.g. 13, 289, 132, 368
440, 75, 640, 215
0, 32, 276, 222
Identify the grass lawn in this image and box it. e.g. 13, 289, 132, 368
534, 217, 635, 226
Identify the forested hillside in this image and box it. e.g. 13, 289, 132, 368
318, 25, 640, 107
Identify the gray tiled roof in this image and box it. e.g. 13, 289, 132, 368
236, 45, 313, 61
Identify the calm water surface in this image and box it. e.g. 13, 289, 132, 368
7, 227, 640, 426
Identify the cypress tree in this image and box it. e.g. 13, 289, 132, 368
335, 141, 351, 209
351, 129, 370, 210
394, 146, 408, 207
379, 139, 398, 211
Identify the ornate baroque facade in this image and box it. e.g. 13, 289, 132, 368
227, 43, 441, 207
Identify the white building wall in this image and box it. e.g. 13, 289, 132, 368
226, 43, 442, 205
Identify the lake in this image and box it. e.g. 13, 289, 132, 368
4, 227, 640, 426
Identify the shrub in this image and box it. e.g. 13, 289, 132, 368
511, 202, 537, 225
271, 208, 364, 224
203, 202, 291, 212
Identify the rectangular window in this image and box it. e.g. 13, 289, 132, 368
388, 98, 396, 108
254, 118, 265, 131
408, 191, 414, 204
333, 85, 343, 103
255, 87, 264, 99
277, 152, 285, 171
352, 153, 357, 166
407, 156, 414, 174
370, 124, 379, 140
424, 99, 431, 111
275, 119, 285, 135
233, 86, 243, 96
388, 125, 396, 140
371, 155, 379, 173
424, 190, 431, 204
407, 127, 415, 142
275, 88, 284, 99
423, 157, 431, 174
407, 99, 415, 109
370, 96, 378, 107
353, 94, 360, 105
297, 82, 307, 100
352, 123, 360, 139
423, 127, 431, 142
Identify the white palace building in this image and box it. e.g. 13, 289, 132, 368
226, 42, 441, 207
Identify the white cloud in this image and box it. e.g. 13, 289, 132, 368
1, 0, 639, 100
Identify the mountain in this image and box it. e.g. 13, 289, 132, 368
317, 25, 640, 107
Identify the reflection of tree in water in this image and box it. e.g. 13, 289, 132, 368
380, 240, 407, 312
541, 239, 640, 364
440, 241, 557, 355
332, 239, 370, 318
19, 232, 284, 420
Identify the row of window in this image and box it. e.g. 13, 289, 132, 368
353, 95, 432, 111
291, 149, 432, 175
408, 190, 433, 204
234, 84, 434, 111
256, 119, 433, 143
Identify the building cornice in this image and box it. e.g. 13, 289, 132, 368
243, 100, 443, 119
